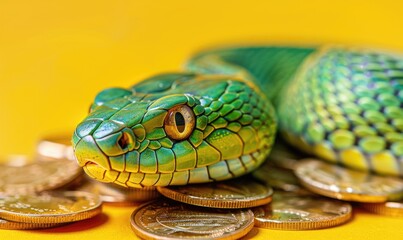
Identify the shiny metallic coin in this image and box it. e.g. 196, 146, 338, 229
294, 159, 403, 202
1, 155, 32, 167
0, 218, 63, 230
157, 177, 273, 208
0, 191, 102, 223
254, 191, 352, 230
36, 135, 75, 161
0, 158, 83, 195
252, 162, 310, 194
360, 200, 403, 217
130, 199, 254, 240
76, 178, 160, 205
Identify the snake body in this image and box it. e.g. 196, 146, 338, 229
73, 46, 403, 188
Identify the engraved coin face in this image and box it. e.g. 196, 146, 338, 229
254, 191, 352, 230
157, 177, 273, 208
36, 135, 75, 161
130, 199, 254, 240
0, 218, 63, 230
0, 158, 82, 195
360, 200, 403, 217
294, 159, 403, 202
0, 191, 102, 223
77, 178, 160, 205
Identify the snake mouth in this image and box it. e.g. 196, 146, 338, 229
83, 162, 114, 183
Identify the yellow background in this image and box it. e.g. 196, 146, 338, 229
0, 0, 402, 239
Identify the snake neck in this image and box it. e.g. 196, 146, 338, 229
186, 46, 315, 105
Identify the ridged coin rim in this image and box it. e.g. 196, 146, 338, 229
254, 192, 353, 230
156, 179, 273, 209
360, 201, 403, 217
0, 191, 102, 224
254, 209, 352, 230
0, 218, 64, 230
130, 199, 255, 240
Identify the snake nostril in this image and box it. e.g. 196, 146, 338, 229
118, 131, 133, 151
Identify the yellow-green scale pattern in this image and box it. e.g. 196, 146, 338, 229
73, 74, 276, 188
277, 48, 403, 176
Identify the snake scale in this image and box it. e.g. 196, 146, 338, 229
73, 46, 403, 188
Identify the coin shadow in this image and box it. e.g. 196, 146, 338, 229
32, 213, 109, 233
240, 227, 259, 239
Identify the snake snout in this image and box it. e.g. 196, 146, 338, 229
74, 127, 137, 167
74, 135, 111, 170
91, 127, 137, 156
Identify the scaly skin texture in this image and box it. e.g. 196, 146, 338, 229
73, 46, 403, 188
278, 48, 403, 175
73, 73, 276, 187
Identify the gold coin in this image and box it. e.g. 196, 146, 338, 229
1, 155, 32, 167
294, 159, 403, 202
360, 200, 403, 217
157, 177, 273, 208
252, 161, 311, 194
77, 178, 160, 205
36, 134, 75, 161
0, 158, 83, 195
0, 191, 102, 223
254, 191, 352, 230
0, 218, 63, 230
130, 199, 254, 240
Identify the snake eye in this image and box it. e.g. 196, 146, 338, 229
164, 105, 195, 140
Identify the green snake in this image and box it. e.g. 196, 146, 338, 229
73, 46, 403, 188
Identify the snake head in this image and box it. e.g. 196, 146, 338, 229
73, 73, 276, 188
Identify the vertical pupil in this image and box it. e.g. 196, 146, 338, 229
175, 112, 186, 133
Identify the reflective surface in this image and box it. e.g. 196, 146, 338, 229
0, 159, 82, 195
157, 177, 273, 208
130, 199, 254, 239
0, 191, 102, 223
294, 159, 403, 202
254, 191, 352, 230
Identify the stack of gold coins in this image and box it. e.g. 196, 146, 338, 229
130, 199, 255, 240
0, 155, 103, 229
129, 177, 271, 239
261, 143, 403, 217
294, 158, 403, 217
4, 134, 401, 238
260, 142, 403, 214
